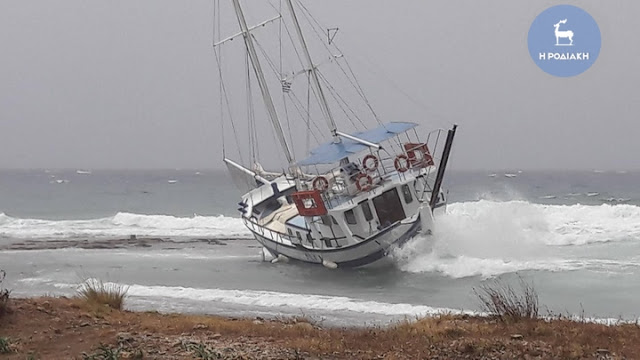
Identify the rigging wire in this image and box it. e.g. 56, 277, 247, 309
278, 1, 296, 161
305, 72, 311, 156
245, 52, 258, 163
213, 0, 225, 158
287, 90, 323, 144
288, 94, 322, 147
296, 0, 452, 129
251, 36, 297, 160
213, 2, 245, 164
291, 0, 385, 133
316, 70, 366, 129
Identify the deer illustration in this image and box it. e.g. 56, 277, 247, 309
554, 19, 574, 46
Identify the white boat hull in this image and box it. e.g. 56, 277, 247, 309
248, 215, 422, 268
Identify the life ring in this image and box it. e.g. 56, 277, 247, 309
355, 173, 373, 192
394, 154, 410, 173
362, 154, 379, 173
312, 176, 329, 191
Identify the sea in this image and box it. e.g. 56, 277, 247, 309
1, 169, 640, 326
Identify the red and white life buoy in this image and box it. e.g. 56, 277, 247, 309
312, 176, 329, 191
362, 154, 379, 173
394, 154, 410, 173
355, 173, 373, 192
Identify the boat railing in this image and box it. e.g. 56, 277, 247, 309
242, 217, 296, 246
300, 128, 448, 209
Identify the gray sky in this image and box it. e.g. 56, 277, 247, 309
0, 1, 638, 171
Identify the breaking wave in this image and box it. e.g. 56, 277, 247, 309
444, 200, 640, 247
396, 200, 640, 278
0, 212, 250, 239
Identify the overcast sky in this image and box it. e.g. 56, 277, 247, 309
0, 1, 638, 171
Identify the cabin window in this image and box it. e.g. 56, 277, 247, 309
296, 232, 302, 241
344, 209, 357, 225
321, 216, 331, 226
331, 216, 338, 225
287, 228, 293, 236
402, 184, 413, 204
361, 202, 373, 221
306, 233, 313, 242
373, 188, 406, 228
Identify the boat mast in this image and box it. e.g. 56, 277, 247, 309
231, 0, 294, 165
284, 0, 340, 143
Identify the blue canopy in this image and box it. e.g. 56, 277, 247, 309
297, 122, 418, 166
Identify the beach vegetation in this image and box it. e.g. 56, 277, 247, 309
0, 270, 11, 317
76, 279, 128, 311
185, 342, 221, 359
0, 337, 13, 353
474, 275, 539, 323
81, 344, 122, 360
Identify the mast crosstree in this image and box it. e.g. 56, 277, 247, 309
284, 0, 340, 144
231, 0, 294, 165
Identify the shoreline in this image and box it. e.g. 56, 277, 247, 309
1, 297, 638, 359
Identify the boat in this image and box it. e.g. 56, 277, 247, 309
214, 0, 457, 268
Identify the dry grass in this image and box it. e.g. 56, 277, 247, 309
76, 279, 128, 310
0, 270, 10, 317
474, 275, 538, 323
4, 297, 640, 359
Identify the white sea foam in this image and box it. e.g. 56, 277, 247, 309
398, 252, 579, 279
53, 281, 464, 317
0, 212, 250, 239
445, 200, 640, 247
395, 200, 640, 278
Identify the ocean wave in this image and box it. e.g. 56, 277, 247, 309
444, 200, 640, 246
54, 281, 465, 317
397, 252, 579, 279
395, 200, 640, 278
0, 212, 250, 239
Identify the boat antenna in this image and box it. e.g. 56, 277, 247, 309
285, 0, 340, 143
231, 0, 295, 166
